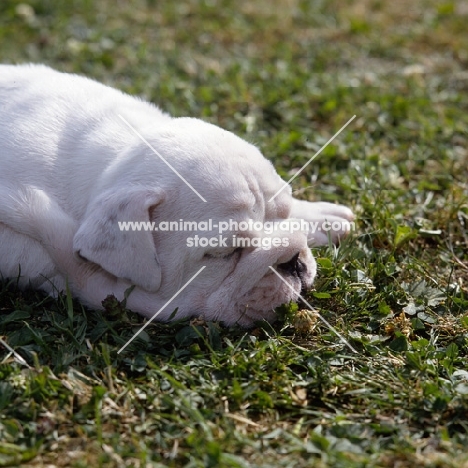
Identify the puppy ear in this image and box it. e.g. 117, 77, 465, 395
73, 187, 165, 292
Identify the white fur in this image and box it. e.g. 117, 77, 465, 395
0, 64, 353, 326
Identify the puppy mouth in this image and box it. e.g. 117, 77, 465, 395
234, 262, 308, 326
204, 244, 315, 326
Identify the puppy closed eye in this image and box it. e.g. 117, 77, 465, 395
204, 247, 243, 260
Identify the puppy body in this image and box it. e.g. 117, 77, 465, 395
0, 65, 353, 326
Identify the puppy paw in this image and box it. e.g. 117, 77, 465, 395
291, 199, 355, 247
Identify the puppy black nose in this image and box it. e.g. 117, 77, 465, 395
277, 253, 308, 294
278, 253, 299, 275
278, 252, 306, 277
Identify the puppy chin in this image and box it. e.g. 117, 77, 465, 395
234, 275, 305, 326
207, 272, 309, 327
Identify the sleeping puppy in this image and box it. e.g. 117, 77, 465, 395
0, 64, 353, 326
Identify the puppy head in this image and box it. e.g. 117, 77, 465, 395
75, 117, 316, 326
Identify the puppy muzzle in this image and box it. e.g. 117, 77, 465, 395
277, 252, 309, 294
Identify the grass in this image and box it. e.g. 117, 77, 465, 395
1, 0, 468, 466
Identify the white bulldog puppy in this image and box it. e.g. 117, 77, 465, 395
0, 64, 353, 326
